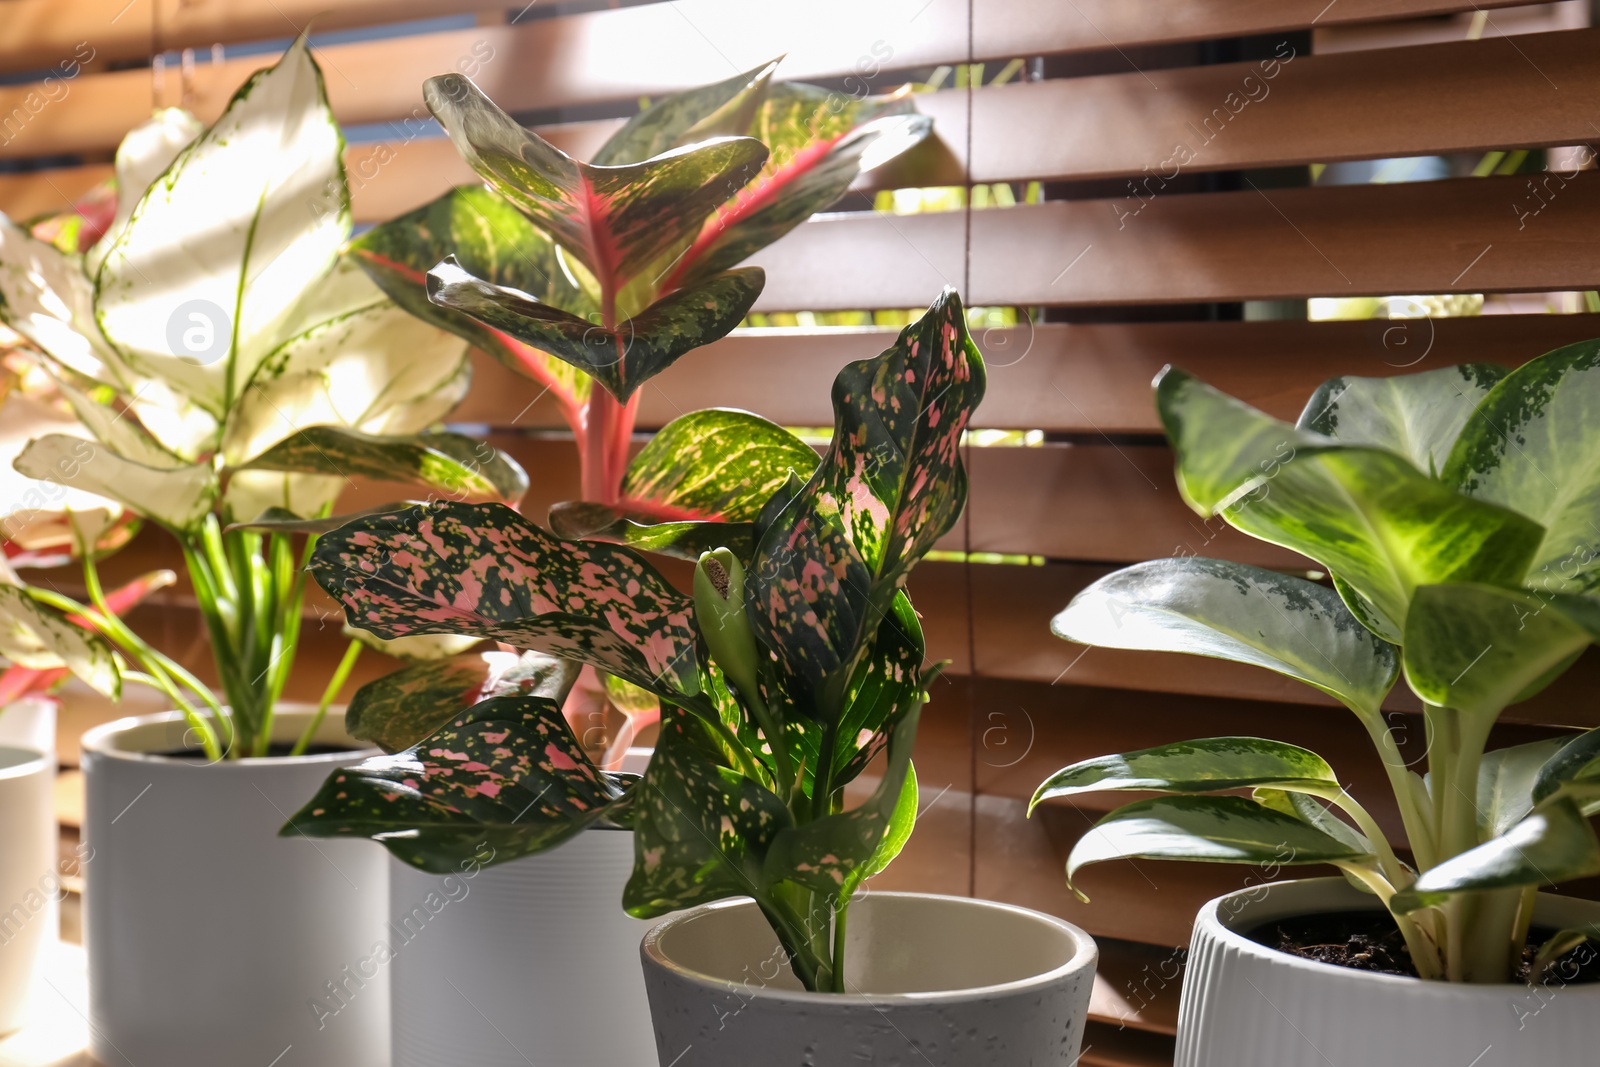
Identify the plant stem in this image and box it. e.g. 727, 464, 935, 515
1360, 711, 1436, 871
290, 639, 361, 757
1341, 863, 1443, 979
1318, 786, 1411, 889
743, 690, 793, 799
830, 897, 849, 993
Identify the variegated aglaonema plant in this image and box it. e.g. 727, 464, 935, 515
346, 61, 929, 749
0, 40, 526, 759
1035, 348, 1600, 984
284, 291, 985, 992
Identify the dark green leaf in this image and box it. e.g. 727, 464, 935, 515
620, 408, 818, 521
347, 648, 580, 753
280, 693, 631, 873
1298, 364, 1509, 476
226, 502, 413, 535
748, 288, 984, 710
308, 500, 701, 697
1532, 726, 1600, 805
427, 259, 763, 400
1033, 737, 1340, 809
1065, 795, 1374, 902
1394, 797, 1600, 912
1444, 340, 1600, 593
1052, 558, 1397, 718
422, 73, 768, 297
622, 711, 793, 918
592, 60, 778, 167
547, 501, 755, 561
242, 426, 528, 503
349, 184, 592, 411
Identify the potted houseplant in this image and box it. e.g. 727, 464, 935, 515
287, 289, 1100, 1066
1035, 353, 1600, 1065
0, 39, 525, 1067
330, 64, 929, 1066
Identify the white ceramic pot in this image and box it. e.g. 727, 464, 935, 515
0, 745, 55, 1036
80, 710, 389, 1067
1176, 877, 1600, 1067
389, 747, 656, 1067
641, 891, 1099, 1067
0, 697, 56, 756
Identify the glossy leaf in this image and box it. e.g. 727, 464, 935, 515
347, 648, 579, 753
1053, 558, 1397, 718
1159, 367, 1545, 641
1444, 340, 1600, 593
1065, 795, 1374, 902
1401, 584, 1600, 717
14, 433, 217, 532
281, 693, 630, 873
422, 73, 767, 299
1252, 787, 1372, 855
349, 184, 591, 413
1478, 737, 1568, 838
622, 711, 793, 918
94, 37, 348, 415
1394, 797, 1600, 912
669, 87, 932, 290
241, 426, 527, 504
824, 588, 926, 786
1532, 726, 1600, 805
547, 501, 754, 561
620, 408, 818, 521
592, 60, 778, 167
765, 706, 921, 900
1297, 364, 1508, 477
86, 108, 204, 275
427, 258, 763, 401
309, 501, 700, 697
1033, 737, 1341, 809
0, 574, 118, 698
749, 288, 983, 708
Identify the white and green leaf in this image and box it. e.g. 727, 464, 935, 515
14, 433, 216, 532
1033, 736, 1341, 808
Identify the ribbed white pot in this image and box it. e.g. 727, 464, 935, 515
641, 891, 1099, 1067
1176, 877, 1600, 1067
0, 745, 55, 1036
80, 710, 389, 1067
388, 747, 655, 1067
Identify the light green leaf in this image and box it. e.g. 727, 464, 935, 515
592, 59, 778, 167
621, 408, 818, 522
1033, 737, 1341, 809
1065, 795, 1374, 902
242, 426, 526, 504
1401, 584, 1600, 717
0, 215, 131, 388
1533, 924, 1600, 980
94, 38, 348, 415
1444, 340, 1600, 594
1253, 787, 1373, 855
1479, 738, 1569, 838
1159, 367, 1545, 641
1052, 557, 1398, 717
1394, 797, 1600, 912
14, 433, 216, 532
1297, 364, 1508, 477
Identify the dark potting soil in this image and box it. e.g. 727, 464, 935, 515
158, 742, 353, 760
1245, 909, 1600, 985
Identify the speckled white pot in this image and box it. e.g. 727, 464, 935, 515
81, 709, 388, 1067
389, 748, 657, 1067
1176, 877, 1600, 1067
0, 745, 55, 1036
641, 891, 1098, 1067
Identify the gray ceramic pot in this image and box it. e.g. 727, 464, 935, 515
640, 891, 1098, 1067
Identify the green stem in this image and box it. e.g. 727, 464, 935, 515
1360, 711, 1437, 871
743, 690, 793, 799
1317, 786, 1411, 890
830, 897, 849, 993
1341, 863, 1442, 980
291, 640, 361, 757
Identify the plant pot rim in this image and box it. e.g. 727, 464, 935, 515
642, 891, 1097, 1006
0, 744, 50, 779
81, 708, 371, 767
1201, 876, 1600, 992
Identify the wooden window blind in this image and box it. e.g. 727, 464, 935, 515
6, 2, 1599, 1063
